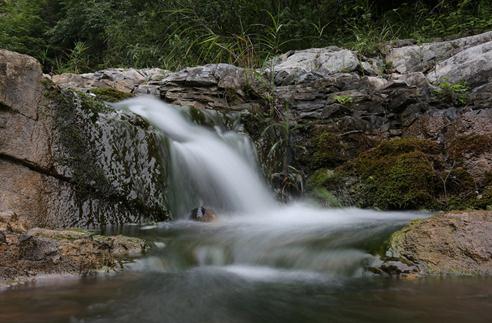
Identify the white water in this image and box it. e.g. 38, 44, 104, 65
116, 96, 275, 216
115, 96, 423, 278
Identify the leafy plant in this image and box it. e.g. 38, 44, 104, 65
434, 80, 470, 106
334, 95, 354, 106
55, 41, 91, 73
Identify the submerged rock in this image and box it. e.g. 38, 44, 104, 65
0, 211, 149, 289
383, 211, 492, 276
189, 207, 217, 223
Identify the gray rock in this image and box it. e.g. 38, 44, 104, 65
51, 67, 169, 94
386, 31, 492, 74
0, 49, 169, 228
427, 40, 492, 86
267, 47, 360, 85
160, 64, 263, 111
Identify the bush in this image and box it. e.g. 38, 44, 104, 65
1, 0, 491, 71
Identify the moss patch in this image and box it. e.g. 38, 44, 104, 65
331, 138, 442, 210
449, 134, 492, 159
89, 87, 133, 103
312, 130, 347, 168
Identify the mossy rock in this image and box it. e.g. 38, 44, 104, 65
312, 130, 347, 168
308, 187, 342, 207
322, 138, 443, 210
449, 134, 492, 159
89, 87, 133, 103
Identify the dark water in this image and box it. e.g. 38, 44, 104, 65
1, 212, 492, 323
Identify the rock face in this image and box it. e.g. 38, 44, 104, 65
159, 63, 266, 111
0, 211, 148, 288
1, 49, 169, 228
46, 32, 492, 210
384, 211, 492, 276
267, 47, 362, 85
386, 31, 492, 74
51, 67, 169, 96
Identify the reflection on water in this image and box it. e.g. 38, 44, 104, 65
1, 270, 492, 323
1, 212, 492, 323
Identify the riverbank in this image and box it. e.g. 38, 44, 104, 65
0, 211, 148, 289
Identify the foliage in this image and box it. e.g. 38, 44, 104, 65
334, 95, 354, 106
89, 87, 134, 102
1, 0, 491, 72
433, 80, 470, 106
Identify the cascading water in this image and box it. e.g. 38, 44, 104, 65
116, 96, 275, 217
113, 96, 423, 278
6, 97, 490, 323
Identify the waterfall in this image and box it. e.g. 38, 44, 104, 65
115, 96, 275, 217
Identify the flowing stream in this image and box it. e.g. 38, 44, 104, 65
1, 97, 491, 323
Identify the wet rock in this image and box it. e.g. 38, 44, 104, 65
379, 261, 419, 276
385, 211, 492, 276
0, 214, 149, 288
0, 49, 169, 228
189, 207, 217, 223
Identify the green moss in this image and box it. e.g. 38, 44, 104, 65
312, 130, 347, 168
334, 95, 353, 106
309, 187, 342, 207
89, 87, 133, 102
449, 134, 492, 159
77, 92, 112, 115
306, 168, 335, 189
188, 107, 208, 126
336, 138, 441, 210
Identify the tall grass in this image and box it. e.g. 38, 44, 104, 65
1, 0, 491, 72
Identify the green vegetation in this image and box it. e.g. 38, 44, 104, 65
89, 88, 133, 102
334, 95, 354, 106
308, 137, 492, 211
434, 80, 470, 106
1, 0, 491, 72
342, 138, 441, 210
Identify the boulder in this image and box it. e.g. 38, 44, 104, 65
427, 41, 492, 86
267, 47, 361, 85
0, 49, 169, 228
0, 213, 149, 288
386, 31, 492, 74
384, 211, 492, 276
189, 207, 217, 223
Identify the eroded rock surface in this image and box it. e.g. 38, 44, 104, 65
1, 49, 169, 228
0, 211, 148, 289
383, 211, 492, 276
8, 30, 492, 215
51, 67, 169, 97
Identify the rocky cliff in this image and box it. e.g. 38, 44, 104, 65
2, 31, 492, 229
49, 31, 492, 211
0, 50, 169, 228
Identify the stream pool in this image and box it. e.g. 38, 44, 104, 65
1, 208, 491, 323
